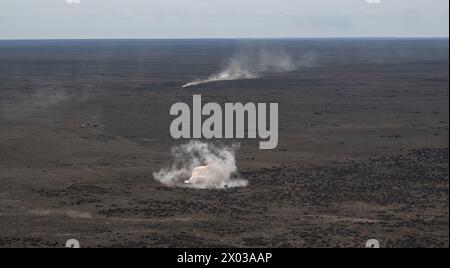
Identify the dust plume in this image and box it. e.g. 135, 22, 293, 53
153, 141, 248, 189
182, 47, 308, 88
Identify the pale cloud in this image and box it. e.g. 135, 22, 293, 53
366, 0, 381, 4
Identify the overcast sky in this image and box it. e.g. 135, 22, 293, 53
0, 0, 448, 39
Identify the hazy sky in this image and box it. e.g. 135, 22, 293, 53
0, 0, 448, 39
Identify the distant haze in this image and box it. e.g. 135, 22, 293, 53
0, 0, 448, 39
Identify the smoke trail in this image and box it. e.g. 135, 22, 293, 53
182, 48, 301, 88
153, 141, 248, 189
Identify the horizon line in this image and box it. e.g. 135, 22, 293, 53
0, 36, 448, 41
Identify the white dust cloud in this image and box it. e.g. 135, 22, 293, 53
182, 48, 304, 88
153, 141, 248, 189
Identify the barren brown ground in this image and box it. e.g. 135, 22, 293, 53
0, 39, 448, 247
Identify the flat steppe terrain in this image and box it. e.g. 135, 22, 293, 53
0, 39, 448, 247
